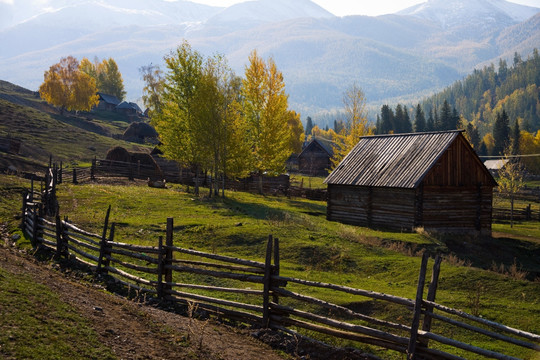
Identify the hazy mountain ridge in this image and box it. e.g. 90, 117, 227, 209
0, 0, 538, 115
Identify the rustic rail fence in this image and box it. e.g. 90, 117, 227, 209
20, 179, 540, 360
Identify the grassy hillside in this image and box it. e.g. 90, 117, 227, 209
0, 80, 149, 169
42, 180, 539, 360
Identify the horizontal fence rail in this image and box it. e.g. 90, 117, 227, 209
20, 173, 540, 360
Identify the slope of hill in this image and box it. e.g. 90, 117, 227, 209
0, 81, 148, 171
0, 0, 538, 114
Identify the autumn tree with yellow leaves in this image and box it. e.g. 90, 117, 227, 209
39, 56, 99, 115
240, 50, 297, 193
80, 57, 126, 100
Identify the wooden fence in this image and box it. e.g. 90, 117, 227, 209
60, 159, 291, 195
21, 186, 540, 360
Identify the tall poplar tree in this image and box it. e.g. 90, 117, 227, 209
240, 50, 292, 193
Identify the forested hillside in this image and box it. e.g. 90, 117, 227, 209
421, 49, 540, 137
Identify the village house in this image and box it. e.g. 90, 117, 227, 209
96, 92, 121, 111
324, 130, 497, 235
298, 137, 334, 176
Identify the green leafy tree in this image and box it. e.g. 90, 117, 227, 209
152, 41, 205, 195
39, 56, 99, 115
80, 57, 125, 100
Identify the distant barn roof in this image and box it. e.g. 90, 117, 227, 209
299, 137, 334, 157
325, 130, 476, 189
97, 92, 121, 105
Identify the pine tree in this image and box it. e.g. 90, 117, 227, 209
414, 104, 426, 132
440, 100, 452, 130
426, 108, 435, 131
305, 116, 314, 136
403, 106, 412, 133
380, 105, 394, 134
492, 110, 511, 156
512, 118, 520, 155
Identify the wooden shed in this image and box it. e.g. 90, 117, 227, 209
324, 131, 497, 235
298, 137, 334, 176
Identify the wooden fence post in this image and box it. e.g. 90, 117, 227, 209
157, 236, 164, 299
91, 157, 96, 180
73, 168, 78, 184
21, 190, 27, 229
262, 235, 274, 328
163, 218, 174, 296
97, 205, 111, 274
30, 176, 34, 202
55, 213, 64, 258
103, 223, 115, 271
58, 161, 63, 184
420, 255, 442, 349
407, 252, 429, 360
273, 237, 280, 305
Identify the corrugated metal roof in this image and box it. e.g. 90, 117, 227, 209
324, 131, 463, 189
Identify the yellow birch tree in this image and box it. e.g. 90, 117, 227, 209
39, 56, 99, 114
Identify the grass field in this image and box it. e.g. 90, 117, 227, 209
50, 179, 540, 359
2, 174, 540, 359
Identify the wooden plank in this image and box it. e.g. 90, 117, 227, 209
105, 255, 159, 275
166, 288, 263, 313
423, 300, 540, 342
418, 330, 522, 360
426, 311, 540, 351
168, 245, 265, 269
109, 247, 160, 264
272, 287, 410, 332
66, 235, 101, 253
167, 282, 263, 295
105, 265, 155, 286
166, 264, 264, 284
67, 243, 99, 263
108, 240, 161, 254
272, 275, 414, 307
262, 235, 273, 328
271, 302, 409, 345
173, 259, 265, 274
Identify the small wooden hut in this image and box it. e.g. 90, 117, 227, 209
324, 131, 497, 235
298, 137, 334, 176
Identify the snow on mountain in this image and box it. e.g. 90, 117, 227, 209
209, 0, 334, 24
399, 0, 540, 28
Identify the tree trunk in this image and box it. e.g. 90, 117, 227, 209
258, 170, 263, 195
510, 196, 514, 228
194, 165, 200, 197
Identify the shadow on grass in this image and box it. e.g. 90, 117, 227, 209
443, 234, 540, 280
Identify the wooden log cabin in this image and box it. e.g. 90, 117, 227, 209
298, 137, 334, 176
324, 130, 497, 235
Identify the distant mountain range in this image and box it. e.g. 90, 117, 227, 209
0, 0, 538, 116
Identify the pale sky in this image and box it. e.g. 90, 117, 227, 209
191, 0, 540, 16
